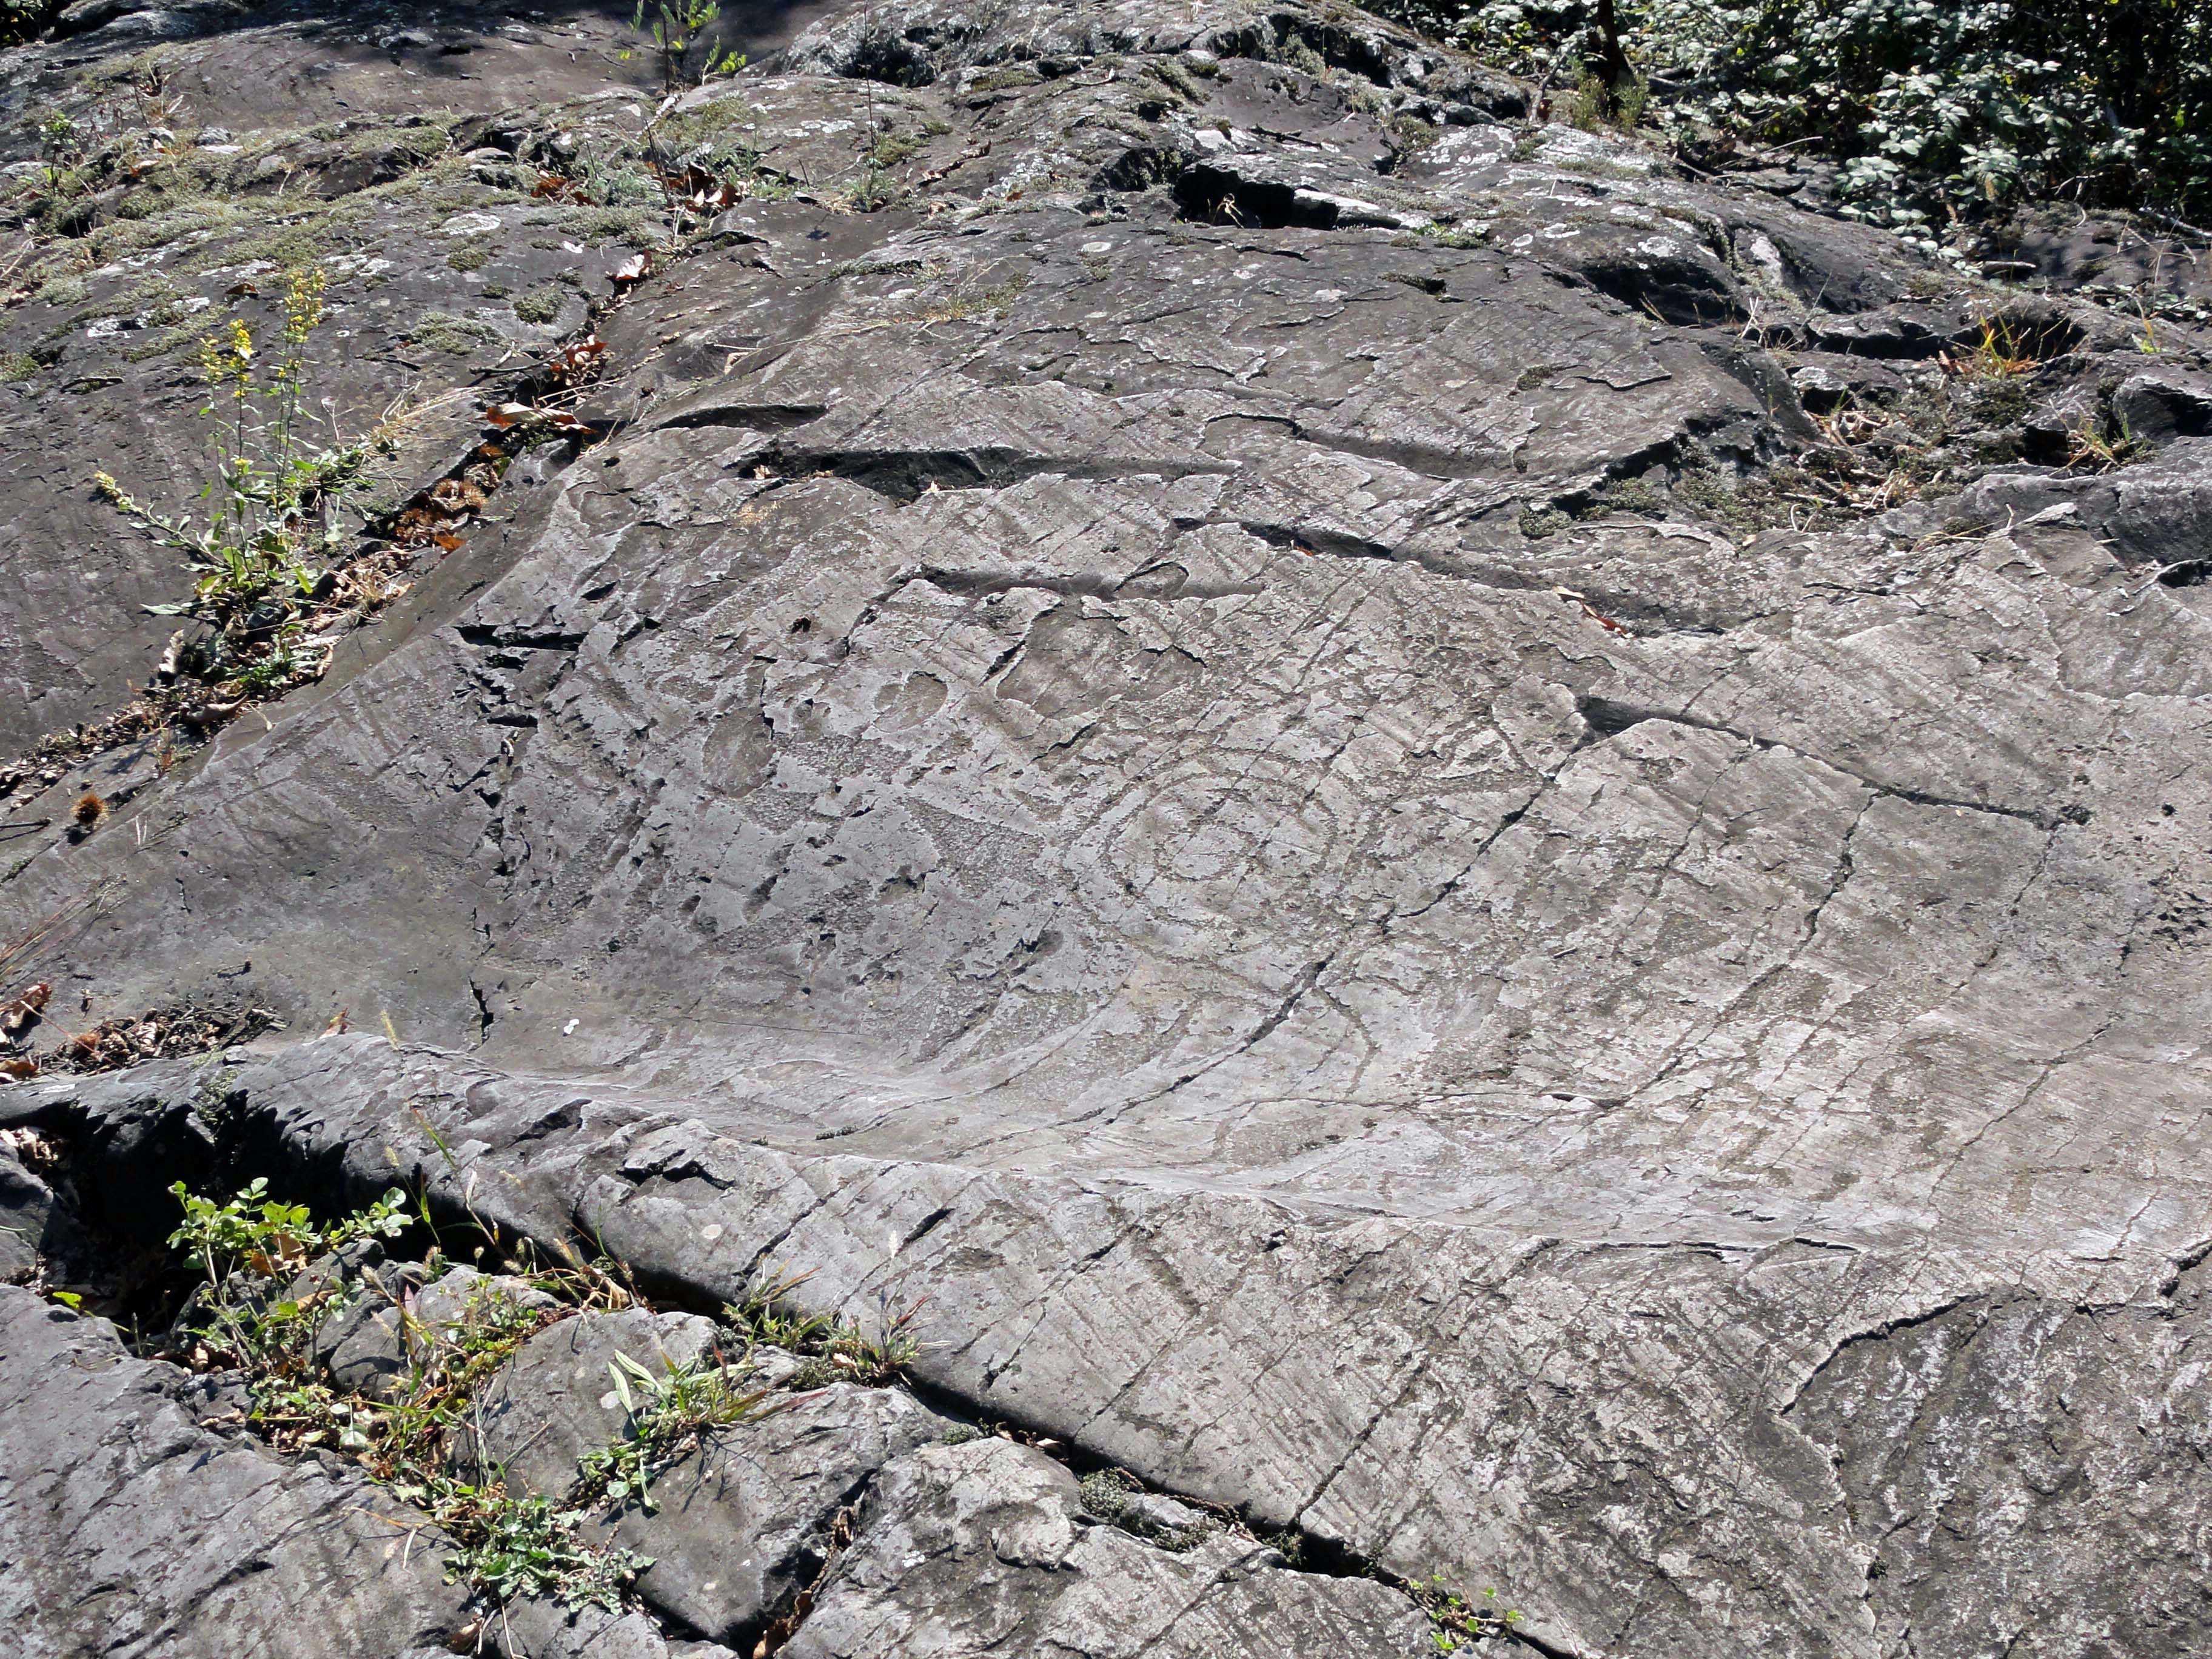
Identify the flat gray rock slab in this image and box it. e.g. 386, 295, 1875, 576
783, 1437, 1431, 1659
0, 1284, 477, 1659
599, 1382, 951, 1644
497, 1601, 725, 1659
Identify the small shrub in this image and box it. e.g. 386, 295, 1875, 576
1367, 0, 2212, 234
1417, 1575, 1525, 1652
623, 0, 745, 91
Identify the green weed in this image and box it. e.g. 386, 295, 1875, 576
1418, 1575, 1524, 1652
623, 0, 745, 91
577, 1350, 774, 1510
724, 1264, 925, 1383
94, 269, 393, 693
162, 1179, 655, 1613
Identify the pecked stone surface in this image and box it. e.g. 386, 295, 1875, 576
4, 0, 2212, 1654
25, 1027, 2212, 1659
0, 1282, 478, 1658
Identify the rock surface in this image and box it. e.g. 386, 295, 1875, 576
0, 1138, 90, 1283
0, 1284, 478, 1657
462, 1306, 724, 1498
597, 1382, 951, 1645
782, 1436, 1432, 1658
4, 0, 2212, 1655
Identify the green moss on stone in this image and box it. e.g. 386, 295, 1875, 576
511, 285, 565, 324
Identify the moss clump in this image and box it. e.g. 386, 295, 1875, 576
119, 327, 201, 363
1077, 1468, 1136, 1521
33, 275, 90, 308
0, 352, 40, 383
447, 241, 492, 272
970, 66, 1042, 92
511, 285, 565, 324
866, 132, 927, 169
407, 313, 504, 355
558, 204, 661, 245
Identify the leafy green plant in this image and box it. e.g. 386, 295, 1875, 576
623, 0, 745, 90
95, 269, 393, 692
169, 1175, 409, 1284
166, 1175, 407, 1368
1372, 0, 2212, 235
443, 1489, 653, 1611
1417, 1575, 1525, 1652
577, 1350, 774, 1510
161, 1179, 654, 1612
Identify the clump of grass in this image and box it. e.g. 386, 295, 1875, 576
1567, 69, 1648, 132
578, 1350, 773, 1510
724, 1264, 925, 1384
1940, 314, 2039, 380
2063, 417, 2151, 472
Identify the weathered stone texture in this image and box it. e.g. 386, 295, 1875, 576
0, 1284, 477, 1658
4, 0, 2211, 1653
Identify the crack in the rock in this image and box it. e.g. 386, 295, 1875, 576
1577, 698, 2068, 830
1778, 1293, 1988, 1419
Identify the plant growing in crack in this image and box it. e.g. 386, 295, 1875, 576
725, 1261, 925, 1384
94, 268, 394, 696
158, 1177, 660, 1614
1416, 1574, 1524, 1652
441, 1490, 654, 1612
577, 1349, 777, 1510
